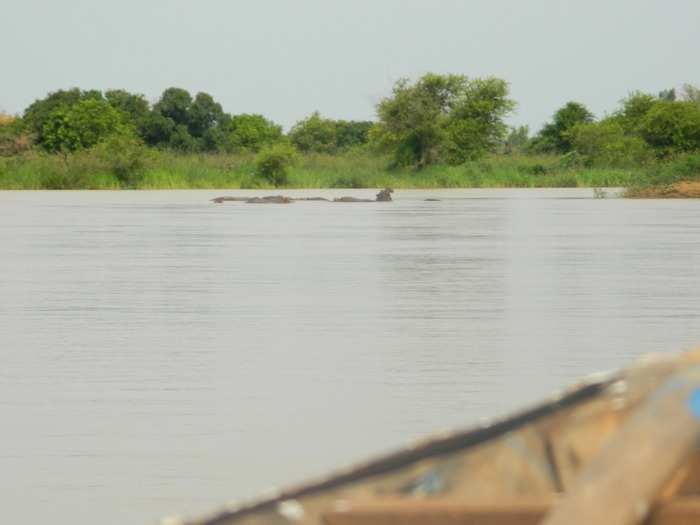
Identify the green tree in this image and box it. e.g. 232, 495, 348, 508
658, 88, 676, 101
615, 92, 656, 133
569, 119, 652, 167
153, 87, 192, 126
288, 112, 338, 153
147, 88, 229, 151
188, 92, 225, 138
445, 77, 515, 162
223, 114, 283, 152
140, 111, 176, 147
105, 89, 150, 124
374, 74, 463, 167
532, 102, 594, 153
639, 100, 700, 156
23, 88, 103, 144
373, 73, 515, 167
42, 98, 127, 154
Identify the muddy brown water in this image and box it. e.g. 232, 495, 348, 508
1, 189, 699, 525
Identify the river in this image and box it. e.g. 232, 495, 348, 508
1, 189, 699, 524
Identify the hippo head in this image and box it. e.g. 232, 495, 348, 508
376, 188, 394, 202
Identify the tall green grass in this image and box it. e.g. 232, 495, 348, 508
0, 150, 645, 190
285, 153, 636, 189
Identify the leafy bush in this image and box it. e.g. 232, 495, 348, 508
23, 88, 103, 144
94, 132, 149, 186
569, 120, 653, 167
42, 99, 127, 154
639, 101, 700, 157
615, 92, 656, 133
255, 143, 298, 186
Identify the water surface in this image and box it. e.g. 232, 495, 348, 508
1, 189, 699, 524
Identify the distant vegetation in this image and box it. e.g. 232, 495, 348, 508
1, 76, 700, 193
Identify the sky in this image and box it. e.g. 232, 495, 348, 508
2, 0, 699, 132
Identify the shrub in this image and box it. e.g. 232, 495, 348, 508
616, 92, 656, 133
569, 120, 653, 167
94, 132, 149, 186
255, 143, 298, 186
23, 88, 103, 144
639, 101, 700, 157
42, 99, 126, 154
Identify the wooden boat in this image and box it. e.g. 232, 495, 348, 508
179, 350, 700, 525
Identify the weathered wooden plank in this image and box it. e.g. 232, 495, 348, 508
541, 366, 700, 525
322, 499, 549, 525
671, 451, 700, 496
649, 497, 700, 525
321, 498, 700, 525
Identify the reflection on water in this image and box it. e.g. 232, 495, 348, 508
0, 189, 699, 524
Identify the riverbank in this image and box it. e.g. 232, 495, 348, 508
0, 151, 636, 190
620, 154, 700, 198
626, 181, 700, 198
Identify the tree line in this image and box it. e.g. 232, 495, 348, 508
516, 84, 700, 166
2, 75, 700, 174
0, 87, 375, 156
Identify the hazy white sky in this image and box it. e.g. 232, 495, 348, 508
2, 0, 699, 131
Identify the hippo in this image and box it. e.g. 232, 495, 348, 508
211, 188, 395, 204
245, 196, 293, 204
333, 188, 394, 203
375, 188, 394, 201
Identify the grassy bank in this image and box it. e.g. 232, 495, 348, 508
0, 151, 640, 190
